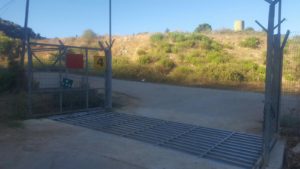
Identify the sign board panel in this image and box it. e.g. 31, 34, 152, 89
66, 54, 84, 69
94, 55, 105, 70
62, 78, 73, 88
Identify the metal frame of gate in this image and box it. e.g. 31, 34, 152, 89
26, 41, 112, 116
256, 0, 290, 167
23, 0, 113, 117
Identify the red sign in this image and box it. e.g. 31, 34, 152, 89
66, 54, 84, 69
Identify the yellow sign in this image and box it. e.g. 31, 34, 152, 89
94, 55, 105, 70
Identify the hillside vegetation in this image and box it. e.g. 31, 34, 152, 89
34, 31, 300, 92
0, 18, 42, 39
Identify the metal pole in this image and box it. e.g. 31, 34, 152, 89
105, 0, 113, 111
109, 0, 112, 46
59, 48, 63, 113
263, 2, 276, 167
276, 0, 283, 134
85, 48, 89, 109
24, 0, 33, 115
21, 0, 30, 67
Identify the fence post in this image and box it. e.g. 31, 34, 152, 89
59, 48, 63, 113
104, 48, 112, 111
85, 48, 89, 109
27, 45, 33, 115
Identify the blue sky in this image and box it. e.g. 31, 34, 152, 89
0, 0, 299, 38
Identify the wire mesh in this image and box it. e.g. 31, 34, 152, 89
281, 32, 300, 132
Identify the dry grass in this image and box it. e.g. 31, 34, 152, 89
33, 32, 299, 93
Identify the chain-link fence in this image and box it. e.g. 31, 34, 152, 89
281, 32, 300, 135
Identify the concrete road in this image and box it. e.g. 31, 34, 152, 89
0, 120, 241, 169
1, 74, 297, 169
33, 72, 299, 134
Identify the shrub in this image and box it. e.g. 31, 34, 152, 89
113, 56, 130, 65
160, 43, 173, 53
169, 32, 187, 42
150, 33, 165, 42
206, 51, 230, 64
138, 55, 159, 65
229, 71, 245, 82
194, 23, 212, 33
0, 33, 15, 56
240, 37, 261, 49
245, 27, 255, 32
0, 69, 16, 92
82, 29, 97, 40
159, 58, 176, 70
168, 66, 195, 84
137, 49, 147, 56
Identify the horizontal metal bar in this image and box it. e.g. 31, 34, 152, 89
30, 42, 103, 51
32, 88, 103, 93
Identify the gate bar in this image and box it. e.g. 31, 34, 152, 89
30, 42, 103, 51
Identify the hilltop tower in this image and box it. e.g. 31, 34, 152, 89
234, 20, 245, 32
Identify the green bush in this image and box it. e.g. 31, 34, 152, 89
137, 49, 147, 56
0, 33, 14, 56
159, 58, 176, 70
113, 64, 167, 82
169, 32, 187, 42
0, 70, 16, 92
194, 23, 212, 33
168, 66, 195, 84
138, 55, 159, 65
150, 33, 165, 42
240, 37, 261, 49
113, 56, 130, 65
160, 43, 173, 53
82, 29, 97, 40
206, 51, 230, 64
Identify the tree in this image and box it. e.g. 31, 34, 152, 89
245, 27, 255, 32
165, 28, 170, 33
81, 29, 97, 42
194, 23, 212, 33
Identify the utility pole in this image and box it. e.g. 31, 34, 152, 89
23, 0, 33, 115
21, 0, 30, 66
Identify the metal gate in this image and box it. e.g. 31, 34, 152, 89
26, 41, 112, 116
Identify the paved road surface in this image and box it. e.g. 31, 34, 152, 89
34, 72, 299, 134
